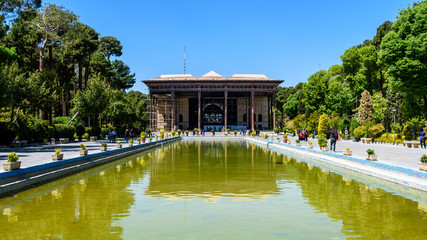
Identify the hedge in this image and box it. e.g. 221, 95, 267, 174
54, 124, 76, 140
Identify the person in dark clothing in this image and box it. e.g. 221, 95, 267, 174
420, 129, 426, 149
212, 128, 215, 136
329, 127, 338, 152
304, 130, 308, 141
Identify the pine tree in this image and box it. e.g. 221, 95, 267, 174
358, 90, 373, 125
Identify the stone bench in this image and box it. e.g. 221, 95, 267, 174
59, 138, 69, 144
361, 138, 371, 144
90, 136, 97, 141
11, 140, 27, 148
404, 141, 420, 148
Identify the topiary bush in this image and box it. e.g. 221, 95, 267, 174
101, 127, 110, 138
318, 113, 330, 136
369, 124, 385, 139
53, 116, 71, 125
85, 127, 101, 137
30, 120, 49, 143
54, 124, 76, 140
353, 126, 367, 140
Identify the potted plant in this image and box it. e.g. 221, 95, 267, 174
270, 135, 273, 141
4, 152, 21, 171
80, 143, 88, 156
155, 135, 159, 141
129, 138, 134, 147
295, 139, 301, 146
117, 140, 122, 148
343, 147, 352, 156
149, 137, 153, 142
52, 148, 63, 161
137, 137, 141, 144
178, 129, 182, 136
159, 130, 165, 139
366, 149, 377, 161
283, 134, 288, 143
234, 130, 237, 136
419, 154, 427, 172
277, 137, 280, 142
171, 130, 176, 137
140, 131, 146, 143
185, 130, 189, 136
100, 143, 107, 151
287, 139, 291, 145
308, 141, 313, 149
318, 137, 328, 151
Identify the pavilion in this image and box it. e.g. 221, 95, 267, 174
143, 71, 283, 131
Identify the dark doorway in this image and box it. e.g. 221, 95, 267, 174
189, 98, 198, 129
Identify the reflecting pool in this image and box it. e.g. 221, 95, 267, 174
0, 139, 426, 239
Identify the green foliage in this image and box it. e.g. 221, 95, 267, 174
317, 113, 330, 136
53, 116, 71, 125
100, 127, 110, 137
80, 143, 86, 150
353, 126, 367, 140
318, 137, 327, 147
274, 128, 280, 134
295, 139, 300, 143
381, 2, 427, 112
421, 155, 427, 163
30, 120, 49, 143
129, 138, 133, 143
0, 121, 17, 144
101, 143, 107, 147
350, 116, 359, 137
54, 124, 76, 140
369, 124, 385, 139
54, 148, 62, 155
0, 46, 25, 67
366, 149, 375, 155
302, 70, 328, 113
7, 152, 19, 162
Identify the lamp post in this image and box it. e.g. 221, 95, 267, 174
392, 109, 397, 140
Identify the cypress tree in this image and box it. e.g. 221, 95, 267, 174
358, 90, 373, 125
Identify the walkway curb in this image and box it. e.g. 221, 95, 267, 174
0, 137, 181, 198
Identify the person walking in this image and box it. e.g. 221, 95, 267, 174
304, 130, 308, 141
125, 129, 129, 143
420, 128, 426, 149
112, 130, 117, 143
108, 129, 112, 143
329, 127, 338, 152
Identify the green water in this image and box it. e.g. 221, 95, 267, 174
0, 139, 426, 240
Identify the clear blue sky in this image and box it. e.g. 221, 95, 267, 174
46, 0, 415, 93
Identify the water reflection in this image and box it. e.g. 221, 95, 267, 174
0, 155, 148, 240
0, 140, 425, 239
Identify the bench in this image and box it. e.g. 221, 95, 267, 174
90, 136, 97, 141
404, 141, 420, 148
361, 138, 371, 144
11, 140, 27, 148
59, 138, 69, 144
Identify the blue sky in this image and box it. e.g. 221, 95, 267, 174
46, 0, 415, 93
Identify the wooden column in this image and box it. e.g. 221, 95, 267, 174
251, 89, 255, 130
224, 89, 228, 131
272, 92, 276, 130
171, 91, 175, 131
198, 90, 201, 130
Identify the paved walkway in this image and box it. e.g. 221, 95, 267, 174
267, 133, 426, 171
0, 139, 133, 173
0, 133, 426, 173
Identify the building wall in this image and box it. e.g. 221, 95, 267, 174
237, 97, 248, 127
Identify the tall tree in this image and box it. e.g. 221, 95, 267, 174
381, 2, 427, 112
99, 36, 122, 61
110, 60, 135, 90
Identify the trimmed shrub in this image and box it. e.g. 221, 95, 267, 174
54, 124, 76, 140
369, 124, 385, 139
353, 126, 367, 140
53, 116, 71, 125
318, 113, 330, 136
101, 127, 110, 137
30, 120, 49, 143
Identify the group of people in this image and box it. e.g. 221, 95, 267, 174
107, 129, 117, 143
298, 129, 309, 141
124, 129, 135, 142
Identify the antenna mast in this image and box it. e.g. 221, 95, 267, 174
184, 45, 186, 74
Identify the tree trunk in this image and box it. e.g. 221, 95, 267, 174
379, 71, 384, 95
78, 60, 83, 91
84, 56, 90, 90
99, 113, 102, 128
49, 44, 53, 69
